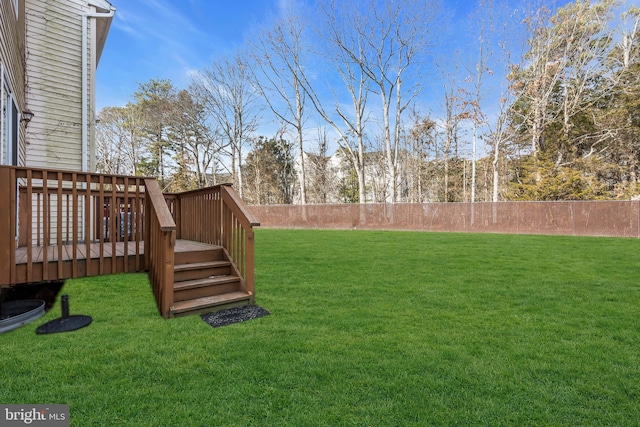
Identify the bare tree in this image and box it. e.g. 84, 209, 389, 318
618, 7, 640, 69
367, 145, 389, 203
511, 5, 560, 170
509, 0, 618, 180
405, 109, 436, 203
298, 34, 370, 203
601, 7, 640, 191
318, 0, 439, 203
307, 127, 334, 203
555, 0, 619, 163
169, 88, 225, 189
465, 0, 498, 203
467, 0, 520, 203
96, 104, 145, 176
250, 0, 310, 204
301, 5, 370, 204
192, 53, 262, 197
440, 64, 470, 202
96, 106, 130, 175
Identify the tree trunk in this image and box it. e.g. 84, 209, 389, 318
492, 139, 500, 203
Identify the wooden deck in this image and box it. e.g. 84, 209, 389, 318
10, 240, 222, 286
2, 166, 258, 318
15, 240, 220, 264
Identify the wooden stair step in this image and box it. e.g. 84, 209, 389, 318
173, 260, 232, 282
174, 248, 223, 265
174, 275, 239, 290
173, 275, 241, 302
170, 291, 252, 317
174, 260, 231, 272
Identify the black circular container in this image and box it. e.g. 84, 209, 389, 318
0, 299, 46, 333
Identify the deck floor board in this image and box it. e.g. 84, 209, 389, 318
15, 240, 220, 265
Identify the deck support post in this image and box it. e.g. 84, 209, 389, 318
160, 230, 175, 318
0, 167, 13, 286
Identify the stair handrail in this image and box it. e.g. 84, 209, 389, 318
144, 179, 176, 318
220, 184, 260, 299
162, 183, 259, 305
220, 184, 261, 228
166, 184, 259, 300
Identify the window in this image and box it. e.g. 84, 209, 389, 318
12, 0, 18, 16
1, 69, 20, 242
1, 74, 18, 166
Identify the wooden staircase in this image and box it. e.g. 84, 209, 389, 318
0, 167, 259, 319
170, 246, 253, 317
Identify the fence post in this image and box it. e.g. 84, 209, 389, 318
637, 199, 640, 239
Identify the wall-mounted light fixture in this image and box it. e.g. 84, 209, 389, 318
21, 109, 34, 125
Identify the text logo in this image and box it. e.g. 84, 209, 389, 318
1, 405, 69, 427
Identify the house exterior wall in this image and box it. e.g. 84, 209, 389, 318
23, 0, 110, 172
24, 0, 86, 170
0, 0, 26, 166
88, 11, 97, 172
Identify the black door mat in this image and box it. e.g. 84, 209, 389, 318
201, 305, 270, 328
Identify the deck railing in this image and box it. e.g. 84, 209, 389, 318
144, 179, 176, 318
169, 186, 221, 244
1, 165, 258, 319
167, 184, 260, 298
0, 165, 146, 286
220, 185, 260, 297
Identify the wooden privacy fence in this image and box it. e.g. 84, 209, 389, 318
250, 201, 640, 238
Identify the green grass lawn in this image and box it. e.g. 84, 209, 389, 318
1, 229, 639, 426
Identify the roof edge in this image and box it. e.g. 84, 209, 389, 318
88, 0, 115, 12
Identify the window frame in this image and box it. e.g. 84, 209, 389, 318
1, 67, 19, 166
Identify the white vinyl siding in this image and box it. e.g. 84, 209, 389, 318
0, 0, 26, 166
24, 0, 91, 171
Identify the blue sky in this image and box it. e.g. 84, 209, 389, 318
96, 0, 487, 111
97, 0, 276, 109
